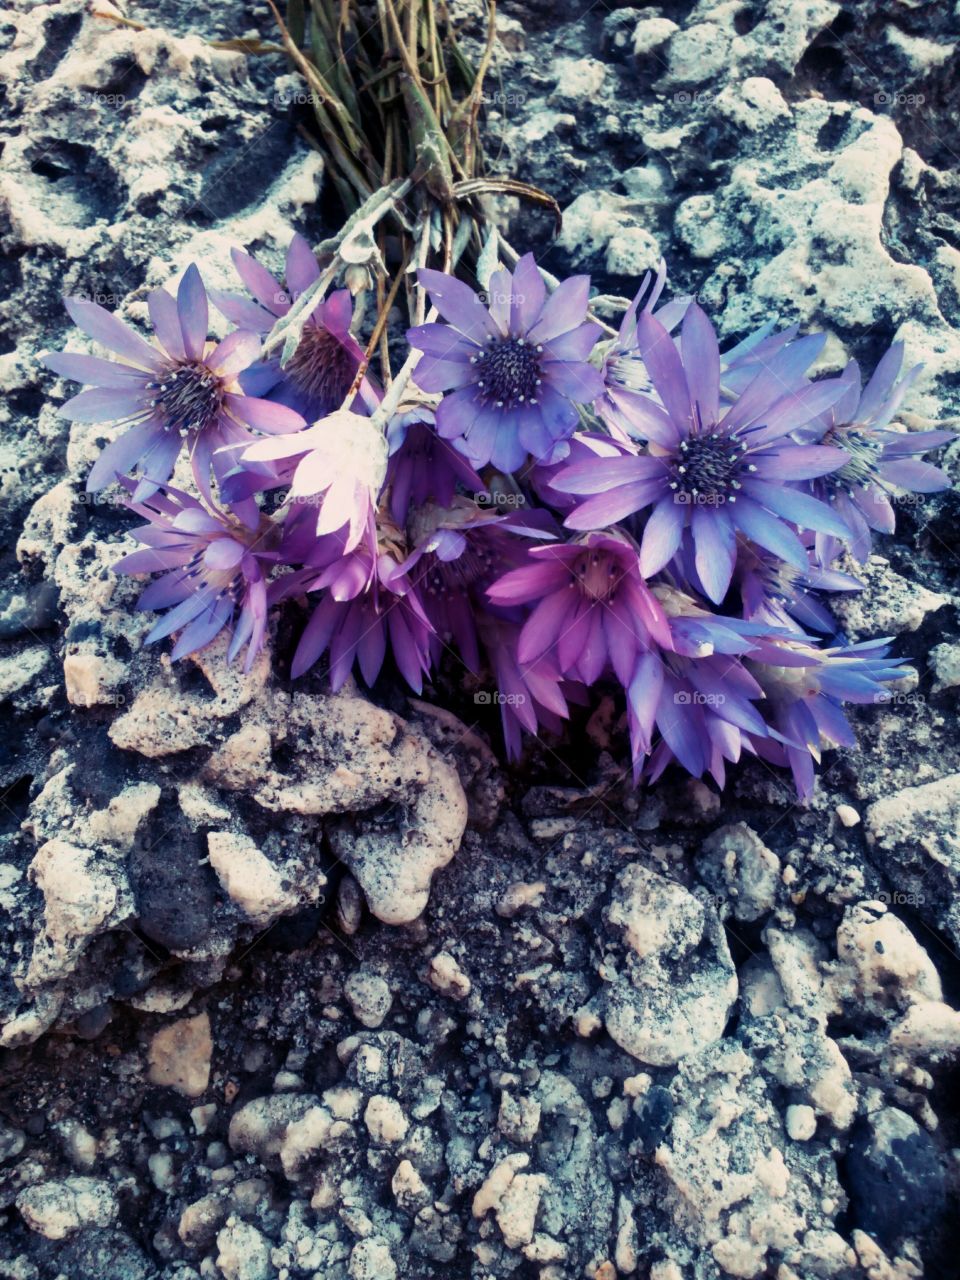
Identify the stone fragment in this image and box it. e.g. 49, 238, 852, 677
391, 1159, 430, 1212
349, 1237, 397, 1280
597, 863, 738, 1066
26, 840, 122, 985
364, 1095, 408, 1145
700, 823, 780, 921
228, 1094, 320, 1166
344, 971, 392, 1028
496, 881, 546, 917
846, 1109, 946, 1246
835, 902, 941, 1014
207, 831, 311, 925
426, 951, 471, 1000
148, 1012, 213, 1098
786, 1105, 817, 1142
16, 1177, 118, 1240
498, 1091, 541, 1144
216, 1220, 275, 1280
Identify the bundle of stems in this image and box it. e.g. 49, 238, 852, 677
265, 0, 560, 391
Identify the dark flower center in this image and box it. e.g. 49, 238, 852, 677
285, 322, 359, 414
572, 549, 622, 602
671, 431, 747, 500
823, 426, 882, 493
473, 337, 543, 409
148, 361, 224, 437
423, 540, 498, 598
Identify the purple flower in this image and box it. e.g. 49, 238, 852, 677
487, 531, 671, 686
747, 637, 909, 802
799, 344, 953, 563
289, 549, 433, 692
385, 407, 486, 525
400, 501, 550, 673
719, 321, 816, 398
43, 265, 306, 502
554, 303, 852, 604
621, 593, 908, 797
407, 254, 604, 472
596, 267, 826, 444
244, 409, 387, 553
595, 261, 691, 441
528, 433, 634, 513
624, 595, 775, 787
210, 234, 377, 420
477, 615, 570, 761
736, 541, 862, 633
114, 484, 277, 670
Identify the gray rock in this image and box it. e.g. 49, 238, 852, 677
16, 1177, 118, 1240
699, 822, 781, 922
846, 1108, 946, 1246
50, 1229, 154, 1280
216, 1220, 276, 1280
344, 971, 393, 1029
593, 862, 738, 1066
865, 773, 960, 947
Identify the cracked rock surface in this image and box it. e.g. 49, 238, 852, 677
2, 0, 960, 1277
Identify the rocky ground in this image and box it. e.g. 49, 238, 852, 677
3, 0, 960, 1277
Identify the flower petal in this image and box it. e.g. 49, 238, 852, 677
60, 386, 147, 422
636, 310, 690, 429
417, 268, 499, 344
856, 343, 903, 423
749, 444, 846, 480
681, 303, 720, 425
412, 355, 478, 394
639, 496, 686, 576
148, 289, 186, 359
43, 352, 149, 389
203, 538, 246, 570
208, 288, 274, 332
285, 233, 320, 298
602, 389, 680, 449
692, 506, 736, 604
435, 387, 484, 441
541, 359, 604, 403
232, 247, 287, 313
542, 321, 602, 362
750, 378, 850, 444
741, 477, 850, 536
207, 329, 261, 378
64, 298, 162, 370
730, 496, 807, 566
85, 420, 164, 491
510, 253, 548, 333
565, 477, 666, 529
224, 393, 305, 433
406, 323, 479, 361
177, 265, 209, 361
880, 458, 951, 493
528, 275, 591, 344
554, 454, 665, 495
137, 429, 182, 492
518, 590, 574, 663
171, 594, 235, 660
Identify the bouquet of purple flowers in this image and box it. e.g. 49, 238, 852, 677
44, 236, 951, 801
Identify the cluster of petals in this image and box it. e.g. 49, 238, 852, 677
43, 237, 953, 799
